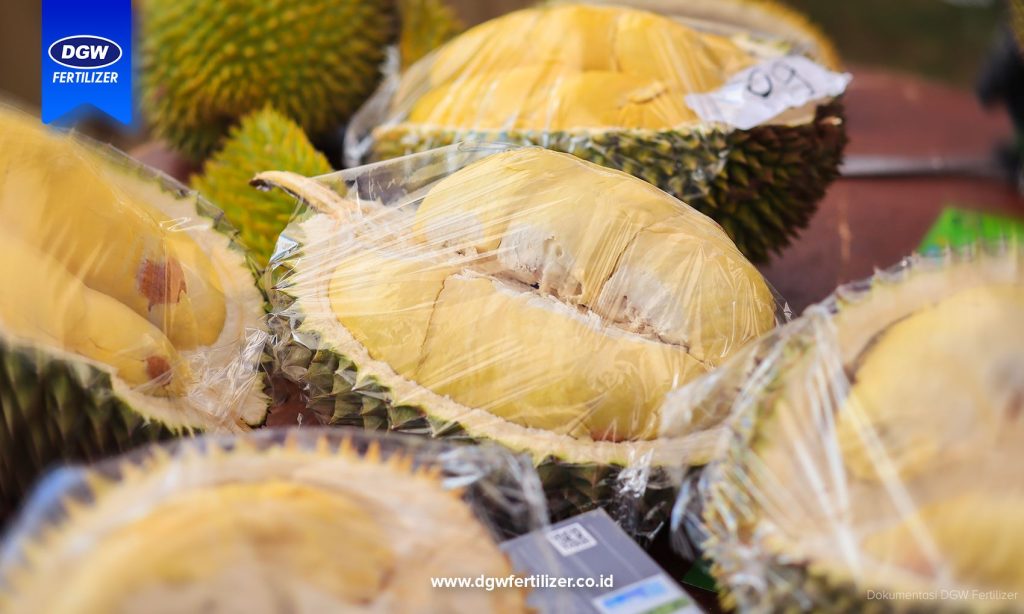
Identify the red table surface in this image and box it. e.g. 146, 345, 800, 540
760, 66, 1023, 314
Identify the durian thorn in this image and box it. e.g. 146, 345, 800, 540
363, 440, 383, 464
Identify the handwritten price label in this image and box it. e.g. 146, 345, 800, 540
685, 56, 852, 130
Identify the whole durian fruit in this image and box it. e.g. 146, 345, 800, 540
140, 0, 396, 159
192, 107, 333, 267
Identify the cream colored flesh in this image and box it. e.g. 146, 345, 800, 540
406, 5, 759, 132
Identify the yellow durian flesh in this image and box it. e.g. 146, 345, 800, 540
838, 285, 1024, 482
0, 113, 226, 350
414, 274, 706, 441
328, 149, 775, 441
0, 232, 189, 396
742, 281, 1024, 601
411, 4, 754, 131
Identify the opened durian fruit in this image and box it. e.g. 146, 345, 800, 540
353, 3, 848, 262
0, 106, 267, 513
256, 144, 780, 528
0, 429, 535, 613
667, 244, 1024, 612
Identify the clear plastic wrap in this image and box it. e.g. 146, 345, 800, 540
667, 243, 1024, 612
257, 142, 787, 538
0, 428, 559, 613
0, 105, 268, 514
344, 4, 849, 263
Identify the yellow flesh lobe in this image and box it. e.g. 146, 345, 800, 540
410, 5, 754, 131
329, 149, 774, 441
0, 231, 188, 395
0, 113, 226, 350
749, 282, 1024, 599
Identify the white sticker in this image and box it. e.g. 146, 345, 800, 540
685, 56, 852, 130
545, 522, 598, 556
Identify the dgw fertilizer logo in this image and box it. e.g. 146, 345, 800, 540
42, 0, 132, 124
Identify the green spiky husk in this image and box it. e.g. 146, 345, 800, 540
0, 340, 176, 518
399, 0, 464, 67
141, 0, 396, 160
370, 101, 846, 263
192, 108, 333, 267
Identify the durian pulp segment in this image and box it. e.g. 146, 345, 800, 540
416, 273, 706, 441
323, 149, 773, 441
748, 282, 1024, 598
4, 442, 525, 614
0, 231, 189, 396
0, 113, 227, 350
407, 4, 757, 131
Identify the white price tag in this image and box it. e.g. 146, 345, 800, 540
685, 56, 852, 130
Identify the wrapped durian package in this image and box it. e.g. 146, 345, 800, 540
0, 106, 269, 514
258, 142, 785, 537
0, 428, 551, 613
667, 244, 1024, 612
346, 2, 851, 261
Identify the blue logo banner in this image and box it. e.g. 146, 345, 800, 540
42, 0, 132, 125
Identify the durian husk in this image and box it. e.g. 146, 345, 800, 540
140, 0, 397, 159
0, 432, 529, 613
690, 245, 1024, 613
0, 113, 268, 516
192, 107, 333, 267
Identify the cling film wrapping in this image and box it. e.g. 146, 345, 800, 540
259, 142, 785, 537
344, 3, 849, 262
0, 428, 556, 613
666, 243, 1024, 612
0, 105, 268, 513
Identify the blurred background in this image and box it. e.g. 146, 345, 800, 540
2, 0, 1021, 311
1, 0, 1008, 106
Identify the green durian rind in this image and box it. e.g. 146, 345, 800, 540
141, 0, 397, 159
192, 107, 333, 267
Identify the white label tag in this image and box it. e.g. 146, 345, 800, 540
685, 56, 852, 130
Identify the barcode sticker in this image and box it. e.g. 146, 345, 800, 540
545, 522, 598, 556
685, 55, 852, 130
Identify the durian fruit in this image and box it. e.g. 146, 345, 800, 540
255, 147, 778, 525
0, 432, 529, 613
578, 0, 840, 70
0, 106, 268, 514
368, 4, 848, 262
674, 245, 1024, 612
140, 0, 396, 159
192, 107, 333, 267
399, 0, 464, 67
